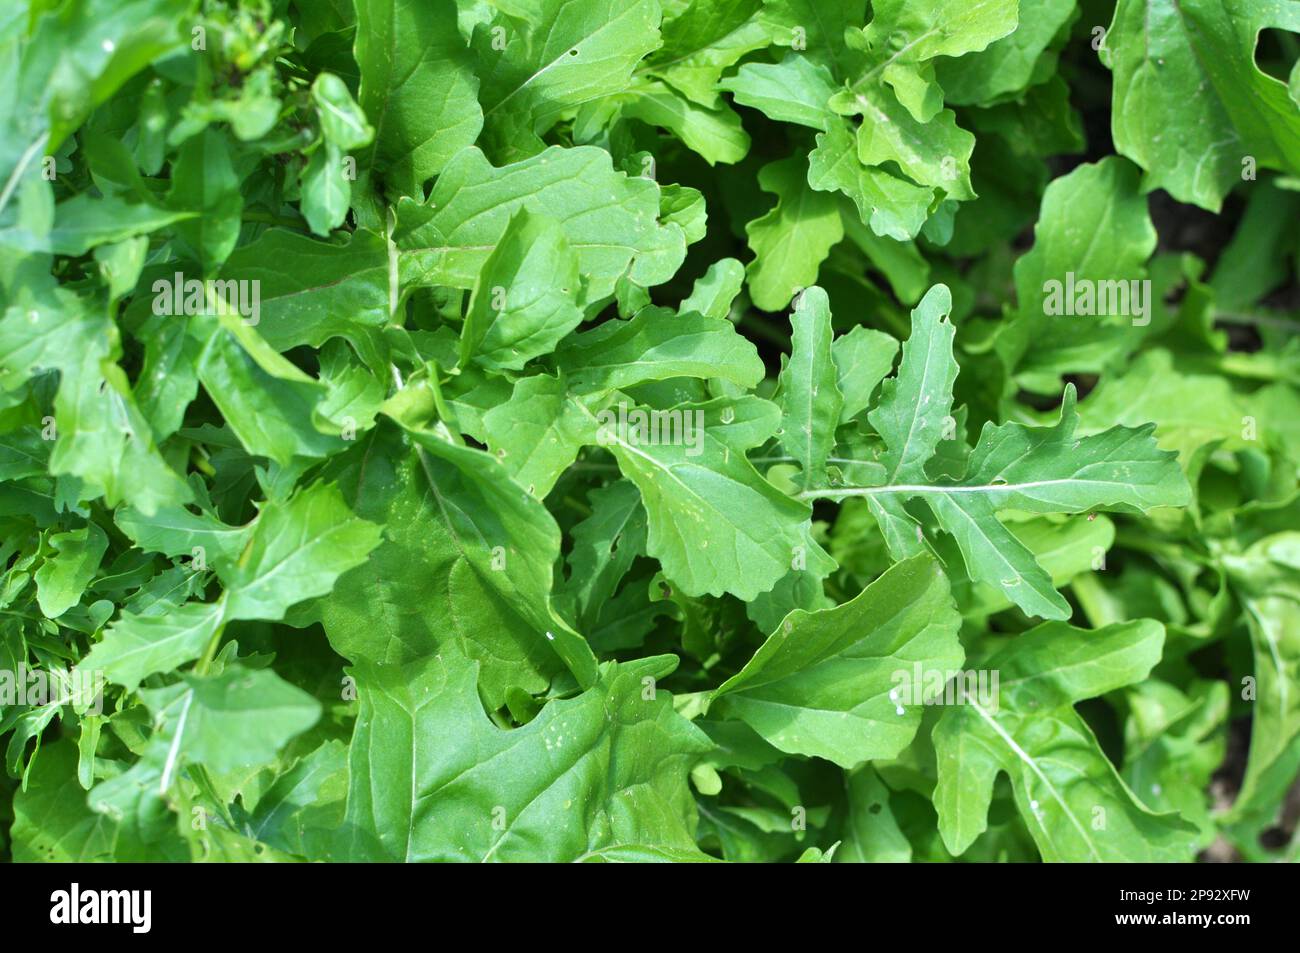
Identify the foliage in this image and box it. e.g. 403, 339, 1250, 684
1, 0, 1298, 863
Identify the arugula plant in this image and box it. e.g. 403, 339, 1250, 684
1, 0, 1297, 864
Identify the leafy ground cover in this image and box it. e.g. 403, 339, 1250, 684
1, 0, 1298, 863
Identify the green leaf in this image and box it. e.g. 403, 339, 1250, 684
335, 649, 711, 861
1222, 533, 1300, 818
557, 479, 648, 629
115, 503, 250, 572
868, 284, 957, 484
240, 739, 348, 858
354, 0, 481, 191
49, 194, 193, 256
620, 78, 750, 165
0, 292, 190, 514
923, 389, 1187, 618
850, 95, 976, 198
953, 389, 1191, 515
807, 122, 933, 241
460, 209, 582, 371
474, 0, 664, 162
648, 0, 767, 107
722, 55, 838, 130
812, 285, 1188, 620
924, 493, 1069, 619
555, 306, 764, 394
95, 236, 150, 301
711, 554, 963, 767
745, 156, 843, 311
595, 396, 813, 600
0, 0, 1279, 868
481, 373, 596, 498
996, 157, 1157, 388
141, 664, 322, 778
1105, 0, 1300, 211
859, 0, 1020, 65
308, 424, 598, 704
396, 145, 686, 304
832, 324, 898, 423
758, 0, 866, 74
823, 0, 1018, 202
83, 600, 224, 691
34, 522, 107, 618
1077, 348, 1255, 463
8, 0, 192, 159
933, 619, 1200, 861
311, 72, 374, 151
937, 0, 1078, 107
680, 257, 745, 320
167, 129, 242, 271
955, 513, 1115, 618
11, 743, 116, 862
777, 287, 843, 488
300, 143, 351, 236
222, 481, 382, 622
217, 229, 390, 354
195, 316, 344, 466
836, 767, 912, 862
